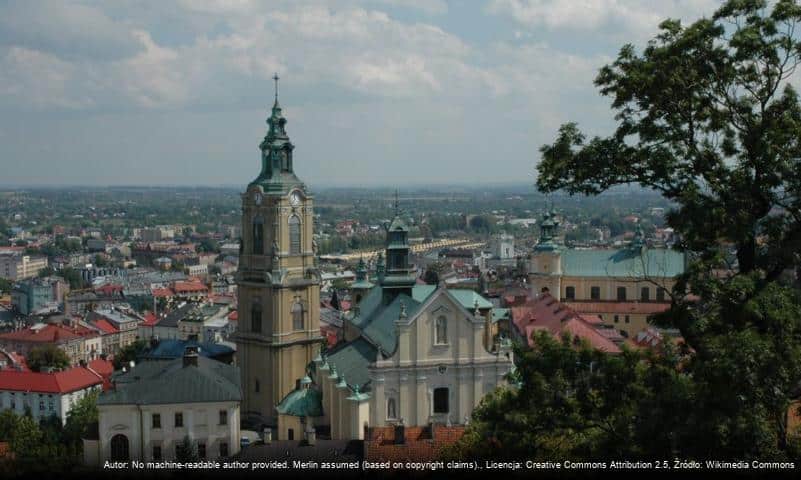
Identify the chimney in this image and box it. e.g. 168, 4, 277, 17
183, 346, 199, 367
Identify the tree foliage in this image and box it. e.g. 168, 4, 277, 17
175, 435, 199, 462
26, 345, 70, 372
459, 0, 801, 461
113, 339, 149, 370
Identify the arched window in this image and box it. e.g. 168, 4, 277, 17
110, 434, 130, 461
435, 316, 447, 345
252, 217, 264, 255
387, 398, 397, 420
251, 303, 262, 333
289, 215, 301, 255
291, 300, 303, 331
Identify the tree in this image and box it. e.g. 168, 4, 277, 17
27, 345, 70, 372
113, 339, 149, 370
63, 391, 98, 447
175, 435, 199, 462
533, 0, 801, 459
423, 261, 447, 285
37, 266, 55, 278
447, 332, 694, 460
0, 278, 12, 294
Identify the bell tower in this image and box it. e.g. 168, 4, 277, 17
528, 210, 563, 297
236, 75, 322, 427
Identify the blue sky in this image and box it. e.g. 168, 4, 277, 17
0, 0, 723, 187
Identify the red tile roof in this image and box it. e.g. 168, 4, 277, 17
95, 284, 123, 296
141, 313, 159, 327
511, 293, 622, 354
0, 366, 102, 394
173, 281, 208, 293
151, 287, 174, 298
92, 319, 119, 334
0, 324, 88, 344
365, 425, 466, 462
564, 301, 672, 315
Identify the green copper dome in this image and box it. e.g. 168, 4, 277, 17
276, 385, 323, 418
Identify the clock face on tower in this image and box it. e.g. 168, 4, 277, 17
253, 191, 263, 205
289, 191, 302, 206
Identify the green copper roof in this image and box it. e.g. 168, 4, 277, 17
388, 215, 409, 232
276, 386, 323, 417
492, 308, 510, 323
561, 248, 685, 278
447, 289, 493, 310
325, 337, 378, 391
249, 91, 306, 194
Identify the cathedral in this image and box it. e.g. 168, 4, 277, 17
236, 82, 513, 439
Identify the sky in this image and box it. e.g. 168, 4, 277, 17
0, 0, 724, 187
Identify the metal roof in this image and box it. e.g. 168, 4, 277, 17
561, 248, 685, 278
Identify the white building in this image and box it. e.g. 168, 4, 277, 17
0, 365, 104, 424
88, 348, 241, 463
0, 253, 49, 280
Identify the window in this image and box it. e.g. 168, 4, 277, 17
565, 286, 575, 300
254, 379, 260, 393
152, 413, 161, 429
435, 316, 448, 345
288, 428, 294, 440
387, 398, 397, 420
657, 287, 666, 302
252, 217, 264, 255
590, 286, 600, 300
39, 400, 44, 411
614, 315, 619, 323
219, 442, 228, 458
641, 287, 650, 301
291, 301, 303, 330
198, 443, 206, 459
152, 445, 162, 461
174, 412, 183, 428
251, 303, 262, 333
219, 410, 228, 426
289, 215, 301, 255
625, 315, 630, 324
433, 387, 449, 414
616, 287, 627, 301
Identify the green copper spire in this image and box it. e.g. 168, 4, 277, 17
381, 190, 416, 304
251, 73, 305, 194
535, 210, 560, 252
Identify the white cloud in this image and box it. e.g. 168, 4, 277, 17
487, 0, 720, 42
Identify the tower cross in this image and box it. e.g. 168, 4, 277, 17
394, 189, 399, 216
273, 73, 280, 100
